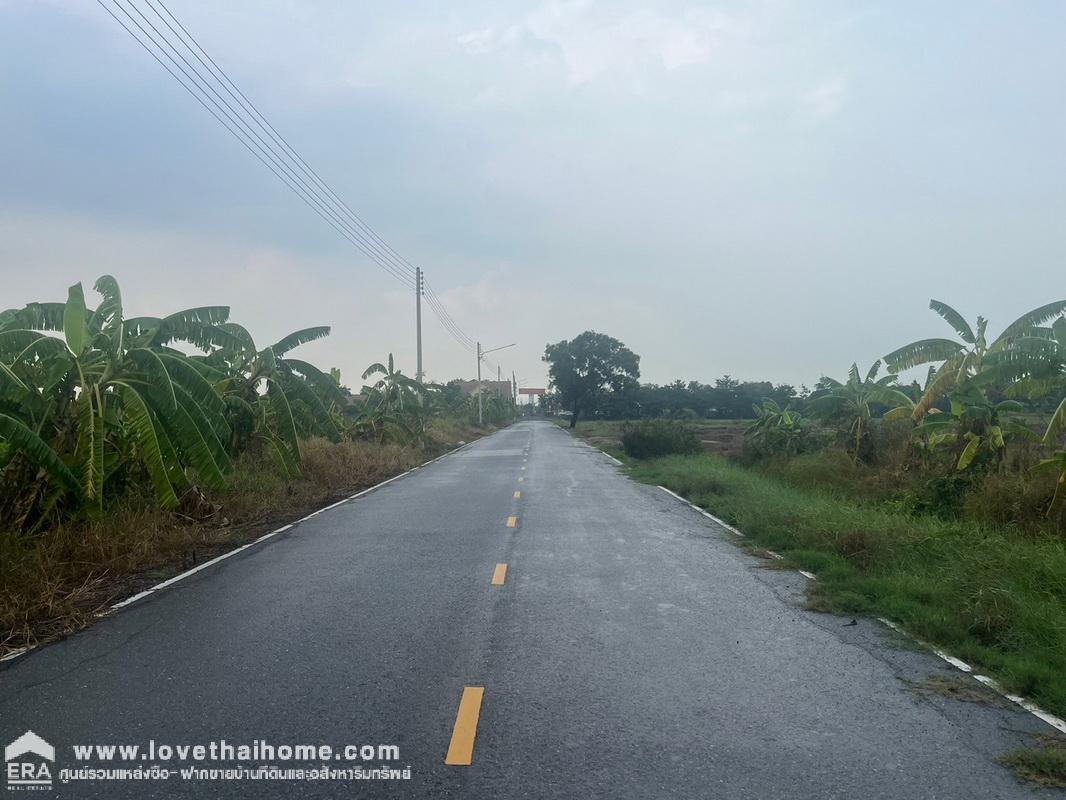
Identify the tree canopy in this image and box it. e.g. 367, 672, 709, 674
543, 331, 640, 427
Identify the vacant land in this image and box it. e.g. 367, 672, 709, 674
556, 418, 748, 458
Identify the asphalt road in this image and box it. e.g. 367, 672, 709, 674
0, 420, 1059, 798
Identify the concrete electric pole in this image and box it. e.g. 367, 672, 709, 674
415, 267, 424, 383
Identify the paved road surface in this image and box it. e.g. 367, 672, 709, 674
0, 421, 1058, 798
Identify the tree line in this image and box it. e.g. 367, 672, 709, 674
542, 331, 797, 423
544, 297, 1066, 518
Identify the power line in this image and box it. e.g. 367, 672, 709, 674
423, 282, 476, 349
424, 296, 472, 349
98, 0, 417, 287
98, 0, 502, 373
144, 0, 421, 284
423, 285, 477, 356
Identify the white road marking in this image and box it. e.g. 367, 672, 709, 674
98, 441, 476, 616
874, 617, 1066, 735
657, 486, 744, 537
656, 482, 1066, 738
0, 648, 29, 663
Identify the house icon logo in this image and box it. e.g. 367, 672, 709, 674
4, 731, 54, 790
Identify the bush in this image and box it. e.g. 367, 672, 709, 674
621, 419, 701, 459
904, 471, 984, 518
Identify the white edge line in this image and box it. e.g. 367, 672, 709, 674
875, 617, 1066, 735
564, 432, 625, 468
658, 483, 1066, 737
105, 441, 470, 612
1, 439, 481, 665
657, 486, 744, 538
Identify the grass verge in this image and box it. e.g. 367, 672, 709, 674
1000, 737, 1066, 787
1, 421, 493, 657
623, 453, 1066, 720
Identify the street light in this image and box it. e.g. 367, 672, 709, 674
476, 341, 515, 425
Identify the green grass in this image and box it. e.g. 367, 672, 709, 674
557, 417, 749, 461
624, 452, 1066, 719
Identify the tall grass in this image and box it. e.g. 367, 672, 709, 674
630, 454, 1066, 718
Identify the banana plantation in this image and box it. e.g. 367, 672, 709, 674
0, 276, 513, 532
746, 298, 1066, 522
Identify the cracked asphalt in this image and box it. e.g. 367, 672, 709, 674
0, 420, 1060, 798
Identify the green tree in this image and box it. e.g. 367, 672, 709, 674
543, 332, 640, 428
1014, 318, 1066, 517
356, 354, 425, 443
883, 298, 1066, 418
914, 385, 1025, 471
204, 323, 343, 476
809, 361, 914, 463
744, 399, 807, 457
0, 277, 235, 524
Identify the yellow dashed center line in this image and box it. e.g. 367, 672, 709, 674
491, 563, 508, 585
506, 515, 518, 528
444, 687, 485, 766
513, 491, 521, 499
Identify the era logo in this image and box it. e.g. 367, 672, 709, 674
4, 731, 54, 790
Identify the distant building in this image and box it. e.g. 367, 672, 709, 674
458, 379, 512, 399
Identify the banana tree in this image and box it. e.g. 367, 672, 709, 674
1028, 327, 1066, 517
207, 323, 343, 475
745, 399, 806, 457
1033, 448, 1066, 519
884, 299, 1066, 419
0, 276, 234, 523
913, 384, 1025, 471
361, 354, 422, 412
357, 354, 426, 443
810, 361, 914, 463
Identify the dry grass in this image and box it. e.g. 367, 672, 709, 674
906, 675, 1007, 707
1000, 735, 1066, 787
0, 428, 490, 656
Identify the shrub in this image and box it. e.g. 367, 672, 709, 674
904, 471, 984, 518
621, 419, 701, 459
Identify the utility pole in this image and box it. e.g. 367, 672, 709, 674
497, 365, 502, 398
512, 371, 517, 406
476, 341, 517, 426
415, 267, 424, 383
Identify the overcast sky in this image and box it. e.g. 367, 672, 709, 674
2, 1, 1064, 390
